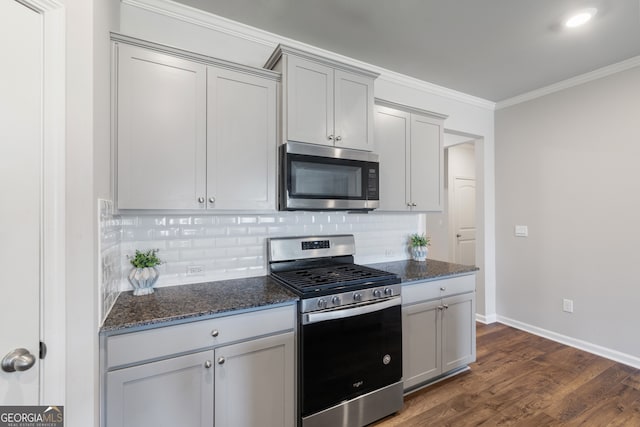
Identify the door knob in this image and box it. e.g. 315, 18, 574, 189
2, 348, 36, 372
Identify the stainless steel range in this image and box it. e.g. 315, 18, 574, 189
268, 235, 403, 427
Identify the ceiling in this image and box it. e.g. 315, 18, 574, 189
172, 0, 640, 102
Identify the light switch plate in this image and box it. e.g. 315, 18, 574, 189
515, 225, 528, 237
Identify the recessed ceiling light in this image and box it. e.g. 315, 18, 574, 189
565, 8, 597, 28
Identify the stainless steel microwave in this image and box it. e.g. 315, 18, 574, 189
279, 142, 380, 211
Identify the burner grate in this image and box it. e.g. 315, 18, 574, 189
272, 264, 396, 294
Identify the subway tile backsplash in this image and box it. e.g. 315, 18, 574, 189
100, 210, 425, 323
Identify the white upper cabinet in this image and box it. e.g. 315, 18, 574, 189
114, 36, 279, 211
374, 100, 447, 211
265, 45, 378, 151
206, 67, 276, 210
116, 43, 207, 210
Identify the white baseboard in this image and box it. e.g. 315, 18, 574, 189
497, 315, 640, 370
476, 313, 497, 324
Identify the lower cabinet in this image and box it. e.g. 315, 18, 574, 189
402, 275, 476, 391
102, 306, 296, 427
106, 351, 214, 427
214, 333, 294, 427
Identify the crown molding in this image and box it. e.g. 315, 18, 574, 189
122, 0, 496, 111
375, 98, 449, 121
111, 32, 281, 81
497, 55, 640, 109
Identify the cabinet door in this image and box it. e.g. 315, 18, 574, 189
374, 105, 410, 211
334, 69, 375, 151
117, 44, 207, 210
442, 292, 476, 373
409, 113, 444, 211
285, 55, 334, 146
207, 67, 277, 210
105, 351, 213, 427
214, 332, 295, 427
402, 299, 441, 390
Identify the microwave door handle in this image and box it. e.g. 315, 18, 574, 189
303, 297, 400, 325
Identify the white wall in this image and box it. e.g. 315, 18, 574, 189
65, 0, 119, 426
118, 0, 497, 319
496, 65, 640, 365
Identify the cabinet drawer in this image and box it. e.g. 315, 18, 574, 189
402, 274, 475, 305
106, 304, 295, 369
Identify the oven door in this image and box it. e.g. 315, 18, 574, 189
300, 297, 402, 417
281, 142, 379, 211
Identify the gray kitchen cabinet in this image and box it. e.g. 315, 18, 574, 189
374, 100, 447, 211
106, 351, 214, 427
102, 305, 296, 427
265, 45, 378, 151
114, 36, 278, 210
402, 274, 476, 391
116, 42, 207, 210
214, 332, 295, 427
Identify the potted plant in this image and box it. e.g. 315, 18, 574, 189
127, 249, 162, 296
409, 233, 430, 262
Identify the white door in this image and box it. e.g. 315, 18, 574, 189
0, 0, 42, 403
453, 177, 476, 265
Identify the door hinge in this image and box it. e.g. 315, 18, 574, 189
39, 341, 47, 360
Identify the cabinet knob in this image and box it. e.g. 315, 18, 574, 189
406, 202, 412, 207
437, 306, 444, 311
204, 360, 212, 369
440, 287, 446, 291
335, 135, 342, 141
443, 304, 449, 310
411, 202, 417, 207
327, 135, 334, 141
209, 197, 216, 203
217, 357, 226, 365
198, 197, 205, 203
211, 330, 219, 337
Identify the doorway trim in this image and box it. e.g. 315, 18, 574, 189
20, 0, 66, 404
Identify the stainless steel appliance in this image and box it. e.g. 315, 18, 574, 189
279, 142, 380, 211
268, 235, 403, 427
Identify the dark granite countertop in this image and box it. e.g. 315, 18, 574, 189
101, 276, 298, 334
102, 259, 476, 334
367, 259, 478, 283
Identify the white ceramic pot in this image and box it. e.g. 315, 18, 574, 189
128, 266, 159, 296
411, 246, 428, 262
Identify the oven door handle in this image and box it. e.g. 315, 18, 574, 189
303, 297, 400, 325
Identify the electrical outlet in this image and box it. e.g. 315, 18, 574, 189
515, 225, 529, 237
187, 265, 204, 276
563, 299, 574, 313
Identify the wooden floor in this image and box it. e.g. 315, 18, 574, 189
372, 323, 640, 426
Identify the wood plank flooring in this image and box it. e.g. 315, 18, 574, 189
372, 323, 640, 426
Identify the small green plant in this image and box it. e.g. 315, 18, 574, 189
128, 249, 163, 268
410, 233, 431, 247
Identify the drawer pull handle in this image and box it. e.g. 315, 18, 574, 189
211, 330, 219, 338
204, 360, 212, 369
218, 357, 226, 365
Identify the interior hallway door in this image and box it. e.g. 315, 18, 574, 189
453, 177, 476, 266
0, 0, 43, 404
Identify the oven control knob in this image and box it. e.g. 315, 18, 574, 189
353, 292, 362, 302
317, 298, 328, 309
373, 289, 382, 298
331, 296, 341, 305
384, 288, 393, 296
